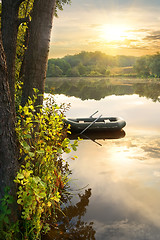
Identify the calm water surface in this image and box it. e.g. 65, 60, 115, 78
46, 78, 160, 239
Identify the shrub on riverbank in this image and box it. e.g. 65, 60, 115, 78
0, 92, 78, 239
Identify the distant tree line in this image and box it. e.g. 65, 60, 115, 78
47, 51, 160, 78
47, 51, 137, 77
133, 53, 160, 77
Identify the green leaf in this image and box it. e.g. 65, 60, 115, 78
6, 209, 11, 215
24, 134, 32, 139
64, 148, 71, 153
57, 148, 62, 154
4, 216, 9, 224
32, 176, 41, 184
17, 199, 22, 204
26, 162, 31, 168
36, 149, 44, 154
7, 196, 14, 204
21, 141, 30, 151
17, 173, 24, 179
28, 152, 35, 157
39, 192, 46, 198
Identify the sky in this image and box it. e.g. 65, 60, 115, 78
49, 0, 160, 58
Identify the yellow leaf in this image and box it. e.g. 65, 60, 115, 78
47, 201, 52, 207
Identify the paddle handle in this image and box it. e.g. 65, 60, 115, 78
89, 110, 99, 118
80, 114, 102, 134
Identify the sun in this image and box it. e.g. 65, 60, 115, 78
99, 24, 128, 42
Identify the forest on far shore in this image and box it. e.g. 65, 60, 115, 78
47, 51, 160, 78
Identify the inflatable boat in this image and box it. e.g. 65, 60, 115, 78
65, 115, 126, 133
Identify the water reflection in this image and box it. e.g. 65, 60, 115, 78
45, 77, 160, 102
69, 130, 126, 147
42, 188, 96, 240
44, 78, 160, 239
69, 135, 160, 240
52, 93, 160, 132
45, 77, 133, 100
134, 82, 160, 102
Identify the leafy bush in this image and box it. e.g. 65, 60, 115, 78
0, 90, 78, 240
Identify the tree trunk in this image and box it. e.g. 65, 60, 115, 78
21, 0, 56, 107
1, 0, 24, 110
0, 35, 19, 219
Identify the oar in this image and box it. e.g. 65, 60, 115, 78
80, 114, 102, 135
91, 139, 102, 146
81, 133, 102, 147
89, 110, 99, 118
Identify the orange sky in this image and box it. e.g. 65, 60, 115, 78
49, 0, 160, 58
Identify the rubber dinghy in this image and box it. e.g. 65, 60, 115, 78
65, 112, 126, 133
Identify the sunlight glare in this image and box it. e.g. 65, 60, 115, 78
99, 24, 128, 42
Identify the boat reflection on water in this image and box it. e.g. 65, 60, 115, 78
68, 130, 126, 145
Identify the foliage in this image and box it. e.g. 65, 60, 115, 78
55, 0, 71, 17
1, 0, 79, 239
0, 91, 79, 239
66, 67, 80, 77
47, 51, 137, 77
16, 0, 34, 82
149, 53, 160, 77
13, 91, 78, 239
46, 51, 160, 78
46, 59, 70, 77
0, 188, 19, 240
133, 53, 160, 78
133, 56, 150, 77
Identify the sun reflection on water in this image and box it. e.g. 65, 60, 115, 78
47, 82, 160, 239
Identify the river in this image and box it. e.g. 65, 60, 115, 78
45, 77, 160, 240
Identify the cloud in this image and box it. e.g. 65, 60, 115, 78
127, 29, 151, 33
94, 219, 160, 240
89, 24, 102, 29
144, 31, 160, 41
142, 143, 160, 159
50, 0, 160, 57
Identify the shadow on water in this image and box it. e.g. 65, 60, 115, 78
69, 130, 126, 141
69, 130, 126, 146
42, 188, 96, 240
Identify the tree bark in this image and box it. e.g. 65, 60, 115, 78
21, 0, 56, 107
1, 0, 25, 109
0, 35, 19, 217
